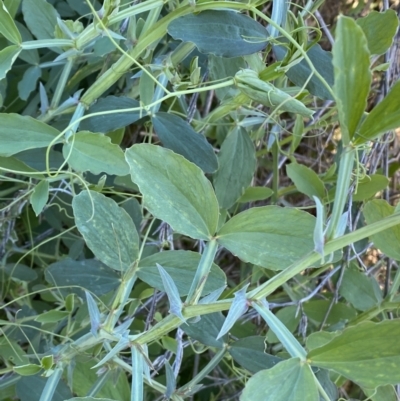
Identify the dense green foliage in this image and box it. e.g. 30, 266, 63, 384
1, 1, 400, 400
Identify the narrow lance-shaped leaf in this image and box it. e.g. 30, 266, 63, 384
72, 190, 139, 271
168, 10, 269, 58
217, 284, 249, 340
85, 291, 101, 337
164, 362, 176, 399
152, 112, 218, 174
213, 127, 256, 209
157, 263, 185, 322
333, 16, 371, 143
308, 320, 400, 387
0, 0, 22, 44
125, 144, 219, 240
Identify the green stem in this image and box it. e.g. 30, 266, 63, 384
185, 239, 219, 304
325, 146, 355, 240
178, 347, 228, 396
50, 59, 74, 109
21, 39, 73, 49
39, 366, 63, 401
271, 137, 279, 204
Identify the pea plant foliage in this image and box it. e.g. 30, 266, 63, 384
1, 0, 400, 400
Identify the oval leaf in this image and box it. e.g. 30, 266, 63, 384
72, 190, 139, 271
213, 127, 256, 209
63, 131, 129, 176
240, 358, 319, 401
152, 112, 218, 173
333, 16, 371, 143
80, 96, 142, 133
217, 206, 315, 270
286, 163, 325, 200
125, 144, 219, 240
308, 320, 400, 387
168, 10, 269, 58
0, 114, 61, 157
363, 199, 400, 260
137, 251, 226, 296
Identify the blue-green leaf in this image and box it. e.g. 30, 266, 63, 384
213, 127, 256, 209
0, 45, 21, 81
125, 144, 219, 240
22, 0, 58, 40
30, 180, 49, 216
333, 16, 371, 143
217, 206, 315, 270
0, 114, 61, 157
63, 131, 129, 176
152, 112, 218, 173
168, 10, 269, 58
72, 190, 139, 271
18, 65, 41, 101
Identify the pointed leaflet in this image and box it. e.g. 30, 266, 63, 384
0, 0, 22, 44
22, 0, 58, 40
168, 10, 269, 58
355, 80, 400, 145
286, 163, 325, 200
63, 131, 129, 176
18, 65, 42, 101
333, 16, 371, 143
0, 45, 21, 81
30, 180, 49, 216
0, 114, 61, 156
363, 199, 400, 260
72, 190, 139, 271
308, 320, 400, 387
79, 96, 141, 133
125, 144, 219, 240
353, 174, 389, 202
152, 112, 218, 173
240, 358, 319, 401
217, 206, 315, 270
213, 127, 256, 209
138, 251, 226, 296
356, 10, 399, 56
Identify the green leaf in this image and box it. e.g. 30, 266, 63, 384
0, 337, 29, 366
274, 44, 334, 100
18, 65, 41, 101
238, 187, 274, 203
45, 258, 120, 296
168, 10, 269, 58
139, 67, 154, 106
0, 156, 43, 178
80, 96, 141, 133
353, 174, 389, 202
16, 21, 39, 65
217, 206, 315, 270
4, 0, 21, 18
16, 376, 73, 401
22, 0, 58, 40
286, 163, 325, 200
152, 112, 218, 174
137, 251, 226, 296
13, 364, 42, 376
364, 385, 399, 401
240, 358, 319, 401
355, 80, 400, 145
0, 114, 61, 157
125, 144, 219, 240
333, 16, 371, 143
182, 312, 226, 348
30, 180, 49, 216
209, 55, 245, 99
0, 0, 22, 44
213, 127, 256, 209
304, 300, 357, 326
72, 190, 139, 271
229, 336, 282, 373
1, 263, 38, 282
339, 265, 382, 311
356, 10, 399, 55
63, 131, 129, 176
308, 320, 400, 387
34, 310, 70, 324
0, 45, 21, 81
363, 199, 400, 260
